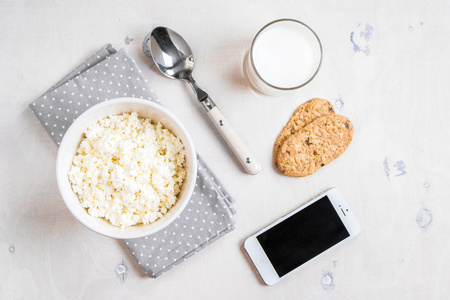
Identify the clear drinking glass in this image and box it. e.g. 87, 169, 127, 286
245, 19, 323, 96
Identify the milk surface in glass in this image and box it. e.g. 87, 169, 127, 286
251, 21, 321, 89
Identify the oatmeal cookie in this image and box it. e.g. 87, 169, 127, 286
273, 98, 335, 161
275, 114, 353, 177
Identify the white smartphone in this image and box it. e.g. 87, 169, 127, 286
244, 188, 361, 285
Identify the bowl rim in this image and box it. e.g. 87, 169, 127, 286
56, 97, 197, 239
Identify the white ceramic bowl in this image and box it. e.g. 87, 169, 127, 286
56, 98, 197, 239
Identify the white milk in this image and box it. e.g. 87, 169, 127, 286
251, 20, 321, 90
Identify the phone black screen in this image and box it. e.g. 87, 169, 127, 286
256, 196, 350, 277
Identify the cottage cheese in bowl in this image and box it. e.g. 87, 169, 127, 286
68, 112, 186, 228
56, 98, 197, 239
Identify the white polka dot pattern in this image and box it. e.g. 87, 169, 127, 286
29, 44, 236, 278
30, 45, 158, 145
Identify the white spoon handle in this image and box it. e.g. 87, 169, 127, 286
207, 106, 261, 175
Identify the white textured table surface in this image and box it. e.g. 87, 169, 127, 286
2, 0, 450, 299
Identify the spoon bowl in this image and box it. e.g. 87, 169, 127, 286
146, 27, 195, 81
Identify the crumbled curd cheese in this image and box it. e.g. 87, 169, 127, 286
68, 112, 186, 228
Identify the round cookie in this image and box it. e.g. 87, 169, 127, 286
275, 114, 353, 177
273, 98, 335, 161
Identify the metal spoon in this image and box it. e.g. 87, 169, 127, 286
143, 27, 261, 175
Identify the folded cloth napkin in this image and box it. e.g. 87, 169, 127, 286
30, 44, 236, 278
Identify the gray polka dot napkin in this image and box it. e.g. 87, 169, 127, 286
29, 44, 236, 278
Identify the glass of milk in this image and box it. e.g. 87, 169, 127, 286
245, 19, 322, 96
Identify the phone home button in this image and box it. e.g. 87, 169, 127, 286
258, 258, 265, 265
